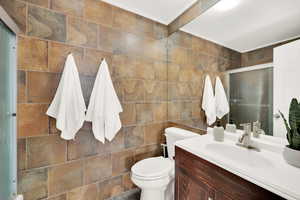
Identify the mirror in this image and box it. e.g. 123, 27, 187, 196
226, 66, 273, 136
168, 0, 300, 137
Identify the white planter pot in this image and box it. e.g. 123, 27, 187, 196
283, 146, 300, 168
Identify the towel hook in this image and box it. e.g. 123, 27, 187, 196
67, 50, 104, 61
67, 51, 104, 60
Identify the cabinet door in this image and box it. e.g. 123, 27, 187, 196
175, 147, 285, 200
215, 191, 234, 200
176, 169, 214, 200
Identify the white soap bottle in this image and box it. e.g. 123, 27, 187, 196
213, 120, 224, 142
226, 119, 237, 133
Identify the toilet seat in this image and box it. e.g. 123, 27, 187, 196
132, 157, 173, 180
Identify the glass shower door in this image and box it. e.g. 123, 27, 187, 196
229, 67, 273, 136
0, 21, 17, 200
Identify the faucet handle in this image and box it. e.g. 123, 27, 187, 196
240, 123, 251, 127
253, 121, 262, 138
239, 123, 252, 146
253, 121, 261, 129
240, 123, 251, 133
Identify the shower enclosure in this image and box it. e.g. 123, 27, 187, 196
227, 65, 273, 136
0, 20, 17, 199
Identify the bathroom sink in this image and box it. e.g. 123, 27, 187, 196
205, 143, 273, 168
175, 128, 300, 200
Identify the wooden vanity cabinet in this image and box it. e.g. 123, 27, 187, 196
175, 146, 285, 200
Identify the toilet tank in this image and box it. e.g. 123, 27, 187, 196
165, 127, 199, 160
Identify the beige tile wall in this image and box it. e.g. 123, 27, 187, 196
167, 31, 241, 125
241, 45, 275, 67
0, 0, 168, 199
241, 38, 300, 67
0, 0, 246, 200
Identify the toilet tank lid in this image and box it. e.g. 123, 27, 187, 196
165, 127, 199, 137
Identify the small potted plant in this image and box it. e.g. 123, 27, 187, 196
279, 98, 300, 168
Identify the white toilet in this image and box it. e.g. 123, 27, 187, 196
131, 127, 199, 200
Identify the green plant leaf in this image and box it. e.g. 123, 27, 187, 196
289, 129, 294, 147
279, 110, 292, 145
289, 98, 299, 131
297, 103, 300, 136
291, 134, 300, 150
279, 99, 300, 149
279, 110, 290, 132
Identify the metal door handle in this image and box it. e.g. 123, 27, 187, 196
6, 112, 16, 117
274, 113, 280, 119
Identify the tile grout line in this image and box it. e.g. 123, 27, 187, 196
19, 141, 163, 173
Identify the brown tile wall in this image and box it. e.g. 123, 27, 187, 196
241, 45, 275, 67
1, 1, 243, 199
0, 0, 168, 199
241, 38, 300, 67
167, 31, 241, 125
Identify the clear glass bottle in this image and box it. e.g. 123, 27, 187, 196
226, 119, 237, 133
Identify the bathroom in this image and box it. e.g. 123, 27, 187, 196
0, 0, 300, 199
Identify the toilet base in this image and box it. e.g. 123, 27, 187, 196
140, 187, 167, 200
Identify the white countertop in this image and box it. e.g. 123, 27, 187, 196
175, 129, 300, 200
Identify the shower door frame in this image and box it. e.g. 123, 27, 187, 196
226, 62, 273, 74
0, 5, 19, 200
0, 6, 20, 34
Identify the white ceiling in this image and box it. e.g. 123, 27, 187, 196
181, 0, 300, 52
101, 0, 197, 25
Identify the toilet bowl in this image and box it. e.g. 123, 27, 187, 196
131, 127, 199, 200
131, 157, 174, 200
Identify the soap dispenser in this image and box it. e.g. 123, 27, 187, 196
226, 119, 237, 133
213, 120, 224, 142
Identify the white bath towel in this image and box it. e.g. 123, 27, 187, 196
202, 75, 216, 125
46, 54, 86, 140
215, 76, 229, 119
15, 195, 24, 200
86, 59, 123, 143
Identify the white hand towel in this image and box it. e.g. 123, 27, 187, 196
46, 54, 86, 140
215, 76, 229, 119
202, 75, 216, 125
16, 195, 24, 200
86, 59, 123, 143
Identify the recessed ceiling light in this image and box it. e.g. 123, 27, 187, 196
214, 0, 240, 11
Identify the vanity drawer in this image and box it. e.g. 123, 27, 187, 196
175, 146, 284, 200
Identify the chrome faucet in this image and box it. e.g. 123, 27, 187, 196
252, 121, 262, 138
238, 123, 251, 146
253, 121, 265, 137
236, 123, 260, 151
